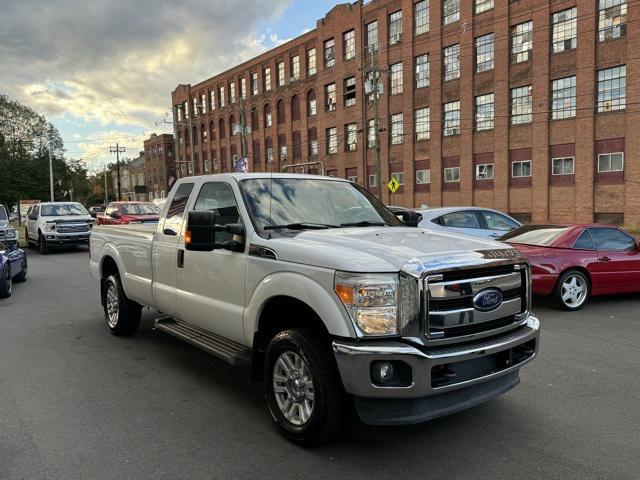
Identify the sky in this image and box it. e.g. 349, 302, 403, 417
0, 0, 339, 173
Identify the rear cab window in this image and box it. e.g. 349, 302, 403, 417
163, 182, 194, 235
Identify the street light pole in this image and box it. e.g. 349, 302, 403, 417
48, 142, 54, 202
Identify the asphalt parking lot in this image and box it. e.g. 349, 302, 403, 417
1, 249, 638, 480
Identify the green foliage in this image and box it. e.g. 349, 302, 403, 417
0, 94, 92, 208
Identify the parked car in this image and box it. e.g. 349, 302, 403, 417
88, 206, 105, 218
96, 202, 160, 225
90, 173, 539, 445
418, 207, 522, 240
24, 202, 94, 253
0, 204, 10, 243
0, 235, 27, 298
501, 224, 640, 310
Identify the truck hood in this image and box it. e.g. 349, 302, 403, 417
42, 216, 93, 223
262, 227, 519, 274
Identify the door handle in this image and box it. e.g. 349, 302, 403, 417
600, 256, 611, 262
177, 249, 185, 268
163, 228, 177, 236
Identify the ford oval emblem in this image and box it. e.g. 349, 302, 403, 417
473, 289, 504, 312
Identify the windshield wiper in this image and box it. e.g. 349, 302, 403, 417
264, 222, 338, 231
340, 221, 388, 227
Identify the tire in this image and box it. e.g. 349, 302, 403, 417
0, 266, 12, 298
264, 329, 346, 446
38, 232, 48, 254
14, 258, 27, 283
102, 274, 142, 336
554, 269, 590, 311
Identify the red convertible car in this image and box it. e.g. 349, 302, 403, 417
501, 224, 640, 310
96, 202, 160, 226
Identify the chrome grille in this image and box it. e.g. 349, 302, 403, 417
57, 223, 90, 233
424, 265, 529, 342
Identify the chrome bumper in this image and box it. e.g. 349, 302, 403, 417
333, 316, 539, 424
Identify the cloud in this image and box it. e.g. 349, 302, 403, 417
0, 0, 292, 168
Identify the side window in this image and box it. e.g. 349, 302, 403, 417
590, 228, 636, 251
163, 182, 194, 233
441, 211, 481, 229
482, 211, 519, 231
573, 230, 595, 250
193, 182, 240, 243
105, 205, 114, 216
30, 206, 39, 220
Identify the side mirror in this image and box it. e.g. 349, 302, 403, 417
400, 210, 422, 228
89, 212, 97, 218
110, 211, 121, 219
185, 211, 245, 252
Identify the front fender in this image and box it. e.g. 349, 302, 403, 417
243, 271, 355, 345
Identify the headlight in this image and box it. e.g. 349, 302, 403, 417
335, 272, 398, 336
45, 223, 56, 232
5, 228, 16, 238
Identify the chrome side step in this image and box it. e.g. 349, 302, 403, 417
155, 317, 251, 367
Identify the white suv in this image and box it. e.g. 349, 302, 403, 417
25, 202, 93, 253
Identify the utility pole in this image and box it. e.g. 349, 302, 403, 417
48, 142, 54, 202
109, 143, 125, 200
363, 45, 386, 200
104, 164, 109, 204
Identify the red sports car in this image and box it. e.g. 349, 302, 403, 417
501, 224, 640, 310
96, 202, 161, 225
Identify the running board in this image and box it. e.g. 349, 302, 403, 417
154, 317, 251, 367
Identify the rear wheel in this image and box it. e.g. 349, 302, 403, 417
264, 329, 345, 446
38, 232, 48, 254
0, 267, 12, 298
103, 274, 141, 336
554, 270, 590, 311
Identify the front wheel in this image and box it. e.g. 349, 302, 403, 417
14, 259, 27, 283
103, 274, 141, 336
554, 270, 590, 311
0, 267, 12, 298
38, 233, 48, 254
264, 329, 346, 446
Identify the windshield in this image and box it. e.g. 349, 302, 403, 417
0, 206, 7, 221
41, 203, 88, 217
240, 178, 402, 237
500, 225, 569, 246
121, 204, 160, 215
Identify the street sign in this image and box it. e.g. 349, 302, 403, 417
388, 177, 400, 193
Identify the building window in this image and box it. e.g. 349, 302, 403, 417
390, 62, 404, 94
598, 65, 626, 112
444, 101, 461, 136
475, 94, 494, 131
552, 157, 575, 175
598, 152, 624, 172
307, 89, 317, 117
599, 0, 627, 42
552, 7, 577, 53
266, 146, 274, 164
551, 76, 577, 119
240, 78, 247, 99
368, 174, 378, 187
347, 175, 358, 183
443, 0, 460, 25
345, 123, 358, 151
193, 97, 198, 116
324, 38, 335, 67
279, 144, 287, 161
475, 33, 494, 72
391, 172, 405, 186
277, 61, 285, 87
475, 164, 494, 180
475, 0, 493, 14
229, 82, 236, 103
367, 119, 376, 148
307, 48, 317, 76
391, 113, 404, 144
343, 30, 356, 60
416, 169, 431, 184
326, 127, 338, 154
444, 167, 460, 182
290, 55, 300, 81
219, 86, 226, 107
325, 83, 336, 111
251, 72, 258, 95
309, 139, 318, 156
344, 77, 356, 107
264, 105, 272, 128
200, 94, 206, 114
415, 54, 429, 88
511, 86, 532, 124
443, 44, 460, 81
512, 160, 532, 177
366, 21, 378, 51
415, 107, 430, 141
415, 1, 429, 35
511, 21, 533, 63
210, 91, 216, 110
389, 10, 403, 45
264, 67, 272, 91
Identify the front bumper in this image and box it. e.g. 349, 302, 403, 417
333, 316, 539, 425
44, 233, 90, 245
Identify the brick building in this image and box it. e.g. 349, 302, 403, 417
171, 0, 640, 227
143, 133, 176, 201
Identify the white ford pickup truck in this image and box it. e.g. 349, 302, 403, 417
89, 173, 539, 445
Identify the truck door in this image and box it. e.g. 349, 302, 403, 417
176, 181, 247, 344
152, 182, 194, 316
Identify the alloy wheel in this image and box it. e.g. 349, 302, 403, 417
105, 283, 120, 328
5, 269, 11, 295
561, 274, 587, 308
272, 351, 315, 426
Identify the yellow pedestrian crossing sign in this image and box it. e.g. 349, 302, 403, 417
388, 177, 400, 193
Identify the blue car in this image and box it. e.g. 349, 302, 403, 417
0, 230, 27, 298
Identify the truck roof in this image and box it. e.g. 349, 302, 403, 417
176, 173, 349, 183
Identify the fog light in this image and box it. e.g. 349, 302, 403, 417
372, 362, 395, 384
